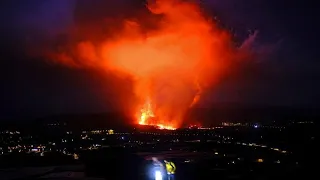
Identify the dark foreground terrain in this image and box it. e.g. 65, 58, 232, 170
0, 121, 316, 180
0, 142, 316, 180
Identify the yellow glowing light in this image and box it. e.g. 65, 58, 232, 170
108, 129, 114, 135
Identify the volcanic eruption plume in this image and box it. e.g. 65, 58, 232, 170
42, 0, 244, 129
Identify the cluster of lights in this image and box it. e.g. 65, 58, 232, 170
237, 142, 288, 154
0, 131, 20, 134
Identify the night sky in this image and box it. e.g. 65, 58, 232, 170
1, 0, 319, 119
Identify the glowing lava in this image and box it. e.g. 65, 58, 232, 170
138, 97, 155, 125
138, 98, 176, 130
156, 124, 176, 130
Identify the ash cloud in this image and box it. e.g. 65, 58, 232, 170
2, 0, 298, 121
32, 0, 253, 127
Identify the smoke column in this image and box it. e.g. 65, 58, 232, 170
41, 0, 245, 129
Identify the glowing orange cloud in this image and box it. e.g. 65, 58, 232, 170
43, 0, 244, 129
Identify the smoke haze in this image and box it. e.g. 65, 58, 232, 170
28, 0, 250, 127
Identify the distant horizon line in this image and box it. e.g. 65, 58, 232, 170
1, 104, 319, 122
